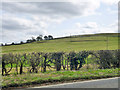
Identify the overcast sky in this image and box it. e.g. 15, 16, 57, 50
1, 0, 119, 44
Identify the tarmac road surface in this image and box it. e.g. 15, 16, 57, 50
25, 77, 119, 89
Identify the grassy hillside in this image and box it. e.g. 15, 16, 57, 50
2, 33, 119, 54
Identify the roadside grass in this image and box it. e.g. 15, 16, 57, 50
2, 68, 119, 89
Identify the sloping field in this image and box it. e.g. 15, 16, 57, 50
2, 33, 119, 54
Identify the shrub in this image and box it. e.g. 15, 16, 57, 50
1, 50, 119, 75
97, 50, 114, 69
51, 52, 64, 71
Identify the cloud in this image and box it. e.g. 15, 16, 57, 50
83, 22, 98, 29
74, 21, 117, 35
75, 22, 99, 33
62, 20, 118, 37
101, 0, 119, 5
1, 1, 118, 43
99, 21, 118, 33
2, 17, 32, 31
2, 1, 101, 43
106, 8, 117, 14
76, 23, 82, 28
2, 13, 49, 43
62, 22, 99, 36
2, 1, 101, 18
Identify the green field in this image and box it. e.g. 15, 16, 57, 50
2, 33, 119, 54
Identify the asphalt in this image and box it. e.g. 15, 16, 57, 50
24, 77, 119, 89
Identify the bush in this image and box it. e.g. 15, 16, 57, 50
2, 50, 119, 75
51, 52, 64, 71
97, 50, 119, 69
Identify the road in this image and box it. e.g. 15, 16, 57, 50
25, 77, 119, 89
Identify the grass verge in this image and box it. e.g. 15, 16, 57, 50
2, 68, 119, 89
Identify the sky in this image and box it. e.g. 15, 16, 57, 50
1, 0, 119, 44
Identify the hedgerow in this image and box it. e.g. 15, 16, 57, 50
2, 50, 119, 76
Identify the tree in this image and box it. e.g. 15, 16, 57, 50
5, 43, 7, 46
51, 52, 63, 71
31, 37, 36, 42
26, 39, 31, 43
43, 53, 48, 72
48, 35, 53, 40
1, 43, 3, 46
11, 42, 15, 45
36, 35, 43, 41
28, 52, 41, 73
20, 41, 24, 44
19, 54, 26, 74
44, 36, 48, 40
2, 54, 13, 76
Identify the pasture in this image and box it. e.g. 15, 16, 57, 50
2, 33, 119, 54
